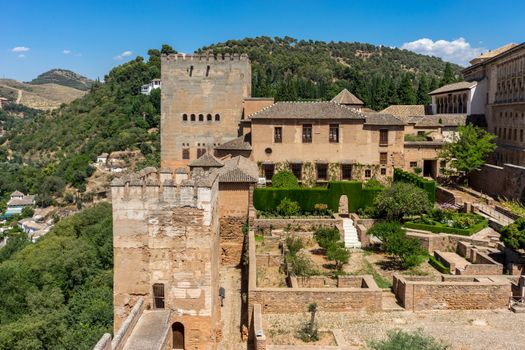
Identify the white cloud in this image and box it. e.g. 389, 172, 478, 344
63, 49, 71, 54
11, 46, 30, 53
114, 50, 133, 61
401, 38, 485, 66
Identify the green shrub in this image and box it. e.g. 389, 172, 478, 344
500, 218, 525, 250
369, 329, 449, 350
326, 242, 349, 270
272, 171, 299, 188
375, 182, 432, 220
367, 221, 425, 269
314, 227, 340, 249
428, 256, 450, 274
394, 168, 436, 202
287, 252, 318, 276
276, 197, 301, 217
286, 236, 304, 256
404, 211, 488, 236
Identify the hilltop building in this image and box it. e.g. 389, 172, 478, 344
141, 79, 162, 95
1, 191, 35, 218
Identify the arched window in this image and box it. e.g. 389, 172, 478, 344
207, 114, 212, 121
191, 114, 196, 121
182, 114, 188, 122
172, 322, 184, 349
215, 114, 220, 121
199, 114, 204, 121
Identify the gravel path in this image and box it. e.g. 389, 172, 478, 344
264, 310, 525, 349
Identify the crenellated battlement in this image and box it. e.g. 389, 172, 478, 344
111, 167, 218, 216
162, 52, 249, 62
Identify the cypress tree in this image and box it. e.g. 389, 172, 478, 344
416, 75, 431, 105
441, 62, 455, 86
398, 73, 417, 105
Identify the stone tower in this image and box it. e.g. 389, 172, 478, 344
111, 168, 221, 349
161, 53, 251, 170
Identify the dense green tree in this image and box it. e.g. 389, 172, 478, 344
500, 218, 525, 250
416, 75, 431, 105
439, 124, 497, 178
271, 171, 299, 188
441, 62, 456, 85
326, 242, 349, 270
375, 182, 432, 220
398, 73, 417, 104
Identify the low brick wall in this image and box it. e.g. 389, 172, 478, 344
111, 297, 145, 350
248, 230, 381, 318
436, 186, 457, 204
220, 216, 246, 266
458, 264, 502, 275
256, 254, 283, 268
253, 218, 341, 234
252, 304, 267, 350
93, 334, 112, 350
406, 230, 491, 254
295, 276, 334, 288
393, 275, 511, 311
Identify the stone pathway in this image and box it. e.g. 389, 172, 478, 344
218, 266, 246, 350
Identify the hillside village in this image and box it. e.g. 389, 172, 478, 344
0, 36, 525, 350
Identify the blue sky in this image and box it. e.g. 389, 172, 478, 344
1, 0, 524, 81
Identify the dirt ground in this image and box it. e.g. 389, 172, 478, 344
264, 310, 525, 349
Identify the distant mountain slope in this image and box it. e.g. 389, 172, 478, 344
197, 36, 463, 110
29, 69, 94, 91
0, 79, 86, 110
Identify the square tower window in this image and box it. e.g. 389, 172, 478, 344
341, 164, 352, 180
182, 149, 190, 160
379, 129, 388, 146
153, 283, 165, 309
316, 163, 328, 180
264, 164, 275, 180
289, 163, 303, 180
302, 124, 312, 143
365, 169, 372, 178
329, 124, 339, 143
274, 127, 282, 143
380, 152, 388, 165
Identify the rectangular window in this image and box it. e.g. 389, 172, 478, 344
197, 148, 206, 158
182, 148, 190, 160
329, 124, 339, 143
521, 129, 524, 142
289, 163, 302, 180
302, 124, 312, 143
341, 164, 352, 180
316, 163, 328, 180
380, 152, 388, 165
264, 164, 275, 180
380, 168, 387, 175
274, 127, 282, 143
410, 161, 418, 168
365, 169, 371, 178
379, 129, 388, 146
153, 283, 165, 309
515, 128, 518, 141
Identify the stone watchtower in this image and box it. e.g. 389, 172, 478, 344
161, 53, 251, 170
111, 168, 221, 349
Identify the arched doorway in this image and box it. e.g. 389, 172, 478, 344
172, 322, 184, 349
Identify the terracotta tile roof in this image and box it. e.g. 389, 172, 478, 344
218, 168, 257, 183
248, 101, 365, 120
470, 43, 518, 65
188, 153, 224, 167
380, 105, 432, 120
215, 136, 252, 151
364, 113, 406, 126
415, 115, 467, 127
429, 81, 476, 95
7, 195, 34, 206
10, 190, 24, 197
330, 89, 364, 105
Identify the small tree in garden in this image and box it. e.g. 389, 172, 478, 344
277, 197, 301, 216
314, 227, 340, 249
500, 218, 525, 250
286, 236, 304, 256
299, 303, 319, 342
439, 124, 496, 179
272, 170, 299, 188
326, 242, 349, 270
368, 221, 426, 269
375, 182, 432, 220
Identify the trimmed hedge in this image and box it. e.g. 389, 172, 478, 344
253, 181, 382, 213
428, 256, 451, 274
403, 219, 488, 236
394, 168, 436, 203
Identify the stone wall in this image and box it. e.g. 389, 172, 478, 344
469, 163, 525, 201
255, 253, 282, 268
219, 182, 251, 217
111, 169, 221, 349
253, 218, 341, 235
251, 304, 267, 350
220, 216, 245, 266
393, 275, 511, 311
405, 230, 490, 254
436, 186, 457, 204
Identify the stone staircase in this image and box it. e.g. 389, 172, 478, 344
343, 218, 361, 249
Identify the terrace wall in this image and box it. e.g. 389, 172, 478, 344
393, 275, 511, 311
252, 218, 341, 234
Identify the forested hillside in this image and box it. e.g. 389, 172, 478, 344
30, 69, 94, 91
198, 36, 462, 110
0, 203, 113, 350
